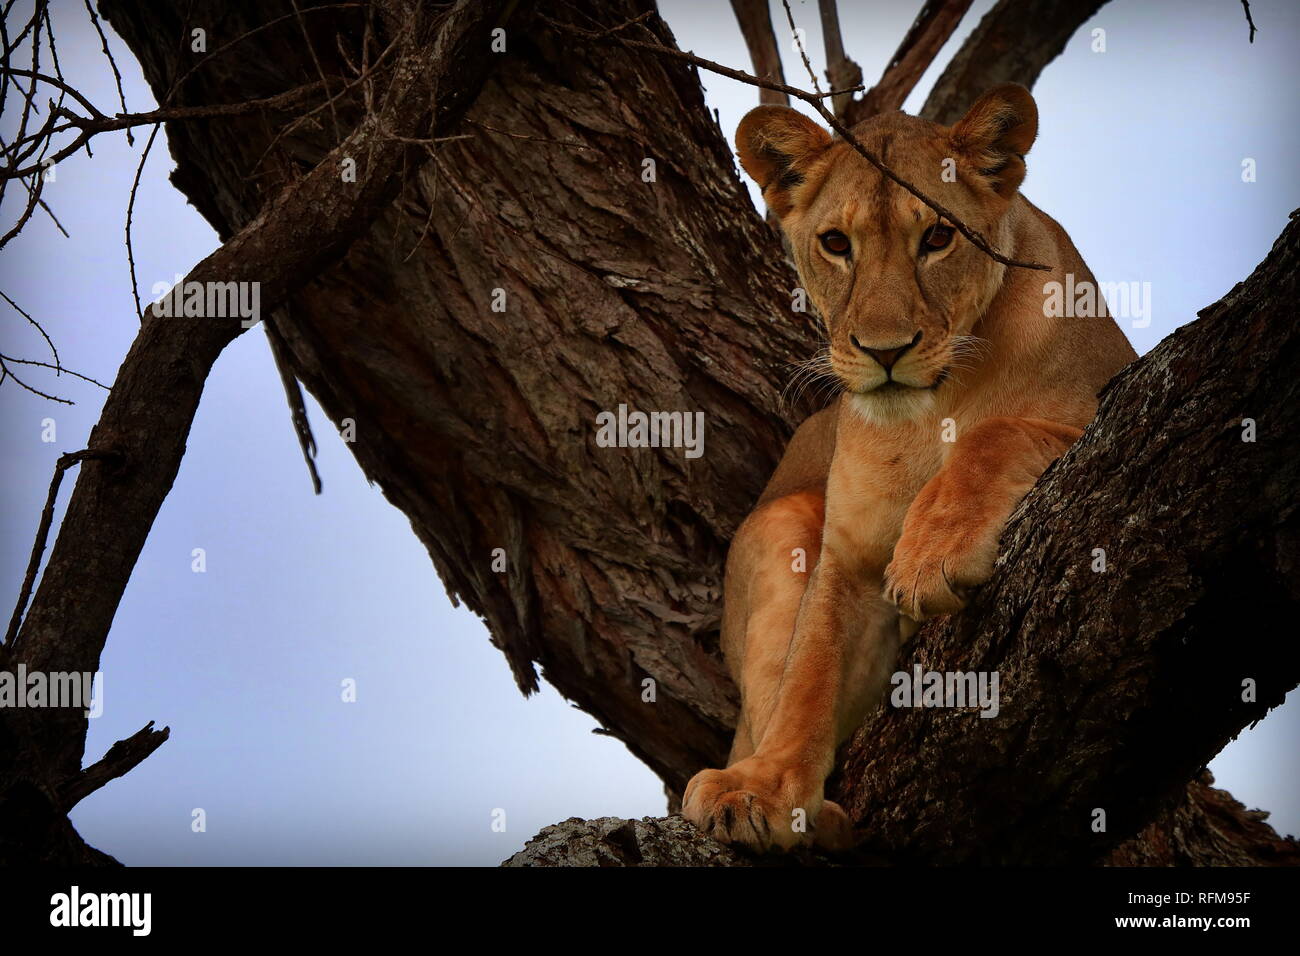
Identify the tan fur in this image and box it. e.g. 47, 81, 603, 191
683, 86, 1136, 852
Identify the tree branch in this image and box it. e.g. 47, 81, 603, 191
504, 774, 1299, 866
59, 721, 170, 809
1108, 772, 1299, 866
1240, 0, 1257, 44
728, 0, 789, 106
816, 0, 861, 119
920, 0, 1109, 125
845, 0, 972, 125
0, 72, 327, 180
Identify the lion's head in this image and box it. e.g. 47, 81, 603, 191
736, 84, 1038, 421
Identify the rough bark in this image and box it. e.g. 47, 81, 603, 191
502, 776, 1299, 867
502, 812, 887, 867
505, 815, 760, 867
1105, 772, 1300, 867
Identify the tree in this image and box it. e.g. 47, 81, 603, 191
1, 0, 1294, 866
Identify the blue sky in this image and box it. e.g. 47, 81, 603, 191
1, 0, 1296, 865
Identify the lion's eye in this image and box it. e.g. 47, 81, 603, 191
820, 230, 851, 256
921, 223, 954, 253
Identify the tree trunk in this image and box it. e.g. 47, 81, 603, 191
102, 0, 824, 794
10, 0, 1291, 865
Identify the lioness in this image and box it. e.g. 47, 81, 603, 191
681, 85, 1136, 851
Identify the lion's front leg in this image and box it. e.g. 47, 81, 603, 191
884, 416, 1082, 621
683, 552, 899, 852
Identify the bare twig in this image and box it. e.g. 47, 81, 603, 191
816, 0, 862, 119
162, 2, 364, 102
289, 0, 341, 141
1240, 0, 1257, 43
5, 448, 124, 647
464, 118, 590, 150
779, 0, 823, 96
728, 0, 789, 106
0, 2, 364, 189
0, 356, 68, 402
82, 0, 132, 144
0, 355, 107, 389
0, 286, 58, 368
0, 74, 328, 178
244, 39, 399, 186
265, 311, 323, 495
0, 159, 45, 249
124, 123, 160, 324
60, 721, 171, 808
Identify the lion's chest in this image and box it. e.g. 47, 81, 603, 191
823, 422, 945, 571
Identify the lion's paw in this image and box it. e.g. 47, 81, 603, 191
682, 759, 855, 853
884, 525, 997, 622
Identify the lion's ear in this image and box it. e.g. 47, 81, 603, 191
949, 83, 1038, 196
735, 106, 832, 217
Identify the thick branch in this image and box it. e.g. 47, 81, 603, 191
816, 0, 861, 119
502, 776, 1298, 867
1108, 772, 1300, 866
845, 0, 972, 126
920, 0, 1109, 124
503, 813, 884, 866
728, 0, 788, 106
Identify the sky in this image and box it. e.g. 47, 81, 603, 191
0, 0, 1296, 865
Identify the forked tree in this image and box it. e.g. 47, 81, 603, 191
1, 0, 1296, 865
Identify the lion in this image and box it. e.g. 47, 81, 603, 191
681, 84, 1137, 852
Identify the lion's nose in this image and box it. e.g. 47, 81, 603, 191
850, 329, 922, 371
